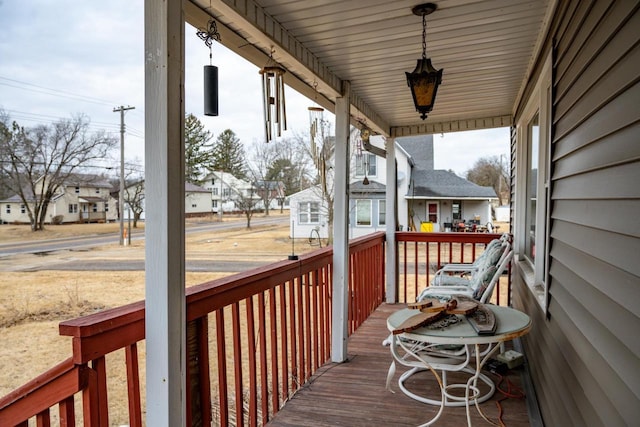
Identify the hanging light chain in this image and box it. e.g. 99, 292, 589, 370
422, 12, 427, 59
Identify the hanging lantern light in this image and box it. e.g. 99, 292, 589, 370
406, 3, 443, 120
196, 19, 222, 116
260, 49, 288, 143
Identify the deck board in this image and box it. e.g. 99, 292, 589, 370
268, 303, 531, 427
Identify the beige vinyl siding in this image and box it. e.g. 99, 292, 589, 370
512, 1, 640, 426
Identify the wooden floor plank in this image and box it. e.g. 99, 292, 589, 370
268, 303, 531, 427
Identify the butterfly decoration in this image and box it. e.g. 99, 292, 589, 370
196, 19, 221, 49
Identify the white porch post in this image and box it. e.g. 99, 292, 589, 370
385, 137, 397, 303
144, 1, 186, 426
331, 81, 351, 363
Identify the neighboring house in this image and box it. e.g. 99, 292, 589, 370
184, 182, 213, 216
0, 173, 117, 224
397, 136, 497, 232
253, 179, 286, 212
288, 134, 496, 238
288, 186, 328, 239
201, 171, 260, 214
120, 181, 213, 220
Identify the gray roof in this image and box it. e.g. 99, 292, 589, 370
350, 179, 386, 194
185, 182, 210, 193
396, 135, 434, 171
409, 170, 497, 199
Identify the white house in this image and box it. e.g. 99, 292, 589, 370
0, 173, 118, 224
201, 171, 258, 214
288, 134, 497, 239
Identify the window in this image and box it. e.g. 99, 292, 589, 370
515, 52, 552, 311
95, 188, 100, 194
212, 200, 218, 208
105, 202, 109, 212
356, 199, 372, 226
92, 203, 97, 213
68, 204, 78, 214
356, 153, 376, 177
20, 205, 25, 214
223, 188, 230, 198
378, 200, 386, 226
428, 203, 438, 223
298, 201, 319, 224
6, 204, 11, 214
191, 203, 197, 208
452, 201, 462, 221
75, 186, 80, 194
212, 188, 219, 196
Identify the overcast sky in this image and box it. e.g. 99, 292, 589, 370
0, 0, 509, 176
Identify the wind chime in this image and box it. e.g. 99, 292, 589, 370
260, 49, 287, 143
361, 128, 371, 185
309, 82, 326, 184
355, 130, 370, 185
196, 19, 222, 116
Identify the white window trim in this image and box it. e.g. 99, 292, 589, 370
355, 199, 372, 227
515, 51, 552, 312
378, 199, 386, 226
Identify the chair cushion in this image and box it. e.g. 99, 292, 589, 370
472, 266, 497, 300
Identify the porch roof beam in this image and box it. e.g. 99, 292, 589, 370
185, 0, 390, 137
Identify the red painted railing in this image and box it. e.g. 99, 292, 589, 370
0, 231, 509, 426
395, 232, 511, 305
0, 232, 385, 427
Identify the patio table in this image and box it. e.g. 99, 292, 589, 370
386, 305, 531, 426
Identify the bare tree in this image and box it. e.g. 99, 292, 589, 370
247, 141, 280, 215
232, 185, 260, 229
0, 113, 117, 231
124, 179, 145, 228
465, 155, 510, 205
295, 118, 336, 244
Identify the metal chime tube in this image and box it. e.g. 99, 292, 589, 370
280, 74, 287, 131
275, 72, 281, 136
261, 72, 270, 143
204, 65, 218, 116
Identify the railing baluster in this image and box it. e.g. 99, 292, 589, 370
91, 357, 108, 427
215, 309, 229, 426
278, 283, 289, 404
304, 272, 312, 380
295, 277, 304, 385
246, 296, 258, 427
59, 396, 75, 427
268, 287, 279, 418
258, 292, 269, 425
288, 279, 297, 393
36, 408, 50, 427
231, 302, 244, 427
125, 343, 142, 427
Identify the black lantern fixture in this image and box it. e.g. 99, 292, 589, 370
406, 3, 443, 120
197, 19, 222, 116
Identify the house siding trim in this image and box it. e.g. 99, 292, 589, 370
512, 1, 640, 426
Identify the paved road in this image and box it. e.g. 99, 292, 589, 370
0, 215, 288, 257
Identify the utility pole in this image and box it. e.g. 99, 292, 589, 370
114, 105, 135, 245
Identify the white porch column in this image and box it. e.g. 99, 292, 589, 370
331, 81, 351, 363
385, 137, 397, 303
144, 1, 186, 426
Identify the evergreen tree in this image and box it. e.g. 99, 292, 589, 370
212, 129, 246, 179
184, 113, 214, 183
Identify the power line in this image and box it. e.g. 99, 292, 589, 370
0, 76, 117, 107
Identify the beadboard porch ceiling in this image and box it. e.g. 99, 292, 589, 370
186, 0, 553, 137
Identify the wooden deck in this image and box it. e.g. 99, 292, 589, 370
268, 303, 532, 427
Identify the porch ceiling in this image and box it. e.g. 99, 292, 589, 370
187, 0, 552, 137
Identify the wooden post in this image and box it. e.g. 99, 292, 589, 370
385, 137, 397, 303
144, 0, 186, 425
331, 80, 351, 363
